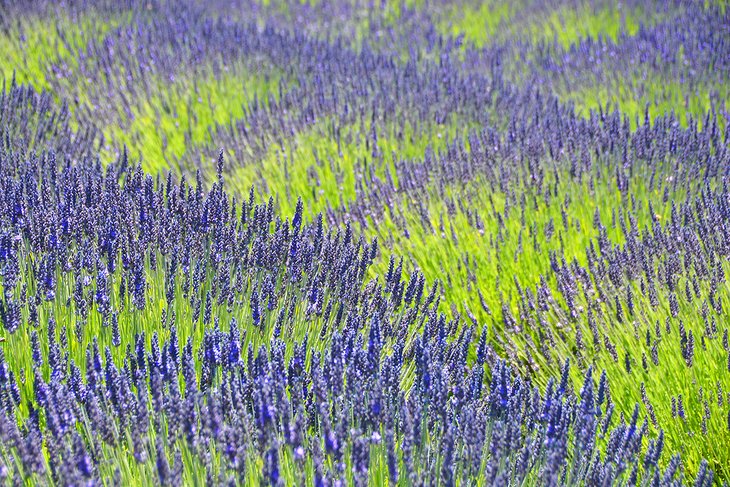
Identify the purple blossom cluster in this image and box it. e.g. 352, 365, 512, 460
0, 82, 98, 159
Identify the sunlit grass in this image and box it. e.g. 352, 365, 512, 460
224, 113, 479, 217
100, 65, 285, 174
436, 0, 651, 49
559, 71, 729, 129
0, 12, 123, 93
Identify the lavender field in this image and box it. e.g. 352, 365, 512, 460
0, 0, 728, 485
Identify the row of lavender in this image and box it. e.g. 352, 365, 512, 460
0, 81, 715, 485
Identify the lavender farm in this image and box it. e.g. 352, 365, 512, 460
0, 0, 729, 485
